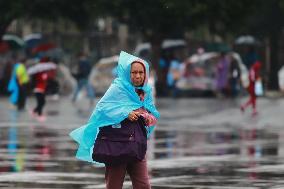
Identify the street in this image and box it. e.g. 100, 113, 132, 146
1, 96, 284, 188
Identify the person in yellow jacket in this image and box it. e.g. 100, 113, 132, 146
8, 60, 29, 110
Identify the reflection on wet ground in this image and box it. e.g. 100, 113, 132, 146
1, 123, 284, 188
1, 98, 284, 188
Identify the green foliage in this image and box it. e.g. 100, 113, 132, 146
245, 0, 284, 35
25, 0, 94, 29
0, 0, 270, 39
94, 0, 198, 38
95, 0, 256, 39
0, 0, 94, 37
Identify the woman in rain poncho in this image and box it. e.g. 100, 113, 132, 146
70, 51, 159, 189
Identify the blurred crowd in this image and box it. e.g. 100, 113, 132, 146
152, 46, 261, 99
0, 39, 272, 119
0, 46, 263, 98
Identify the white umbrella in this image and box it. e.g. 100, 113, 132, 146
188, 52, 219, 63
134, 43, 151, 56
162, 39, 186, 49
2, 34, 25, 49
235, 35, 256, 45
134, 39, 186, 55
97, 55, 119, 65
27, 62, 57, 75
23, 33, 42, 41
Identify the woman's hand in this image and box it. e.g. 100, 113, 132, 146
128, 111, 140, 121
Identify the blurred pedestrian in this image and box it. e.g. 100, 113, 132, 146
70, 51, 159, 189
240, 61, 262, 116
167, 53, 182, 97
228, 58, 241, 97
8, 58, 29, 111
72, 52, 95, 105
46, 58, 60, 100
215, 52, 230, 97
156, 51, 170, 97
242, 46, 259, 69
148, 69, 157, 102
31, 57, 56, 121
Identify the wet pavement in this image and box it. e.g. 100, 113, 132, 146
1, 96, 284, 188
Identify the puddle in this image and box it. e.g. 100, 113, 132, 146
0, 120, 284, 188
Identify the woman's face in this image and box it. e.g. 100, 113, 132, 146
130, 62, 145, 87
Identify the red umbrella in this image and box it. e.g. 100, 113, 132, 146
32, 43, 56, 53
0, 41, 9, 53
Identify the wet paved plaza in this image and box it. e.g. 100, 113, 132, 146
1, 97, 284, 188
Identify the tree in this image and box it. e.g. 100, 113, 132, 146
195, 0, 255, 39
0, 0, 93, 39
98, 0, 255, 95
244, 0, 284, 90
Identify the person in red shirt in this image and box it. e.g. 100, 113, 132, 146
240, 61, 262, 116
32, 57, 56, 121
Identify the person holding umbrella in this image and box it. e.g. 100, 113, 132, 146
28, 57, 56, 121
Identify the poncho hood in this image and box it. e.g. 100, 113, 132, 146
69, 51, 159, 163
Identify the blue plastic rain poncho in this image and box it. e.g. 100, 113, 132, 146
8, 64, 20, 105
69, 51, 160, 163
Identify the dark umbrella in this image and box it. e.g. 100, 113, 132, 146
2, 34, 25, 49
0, 41, 9, 53
24, 33, 42, 49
